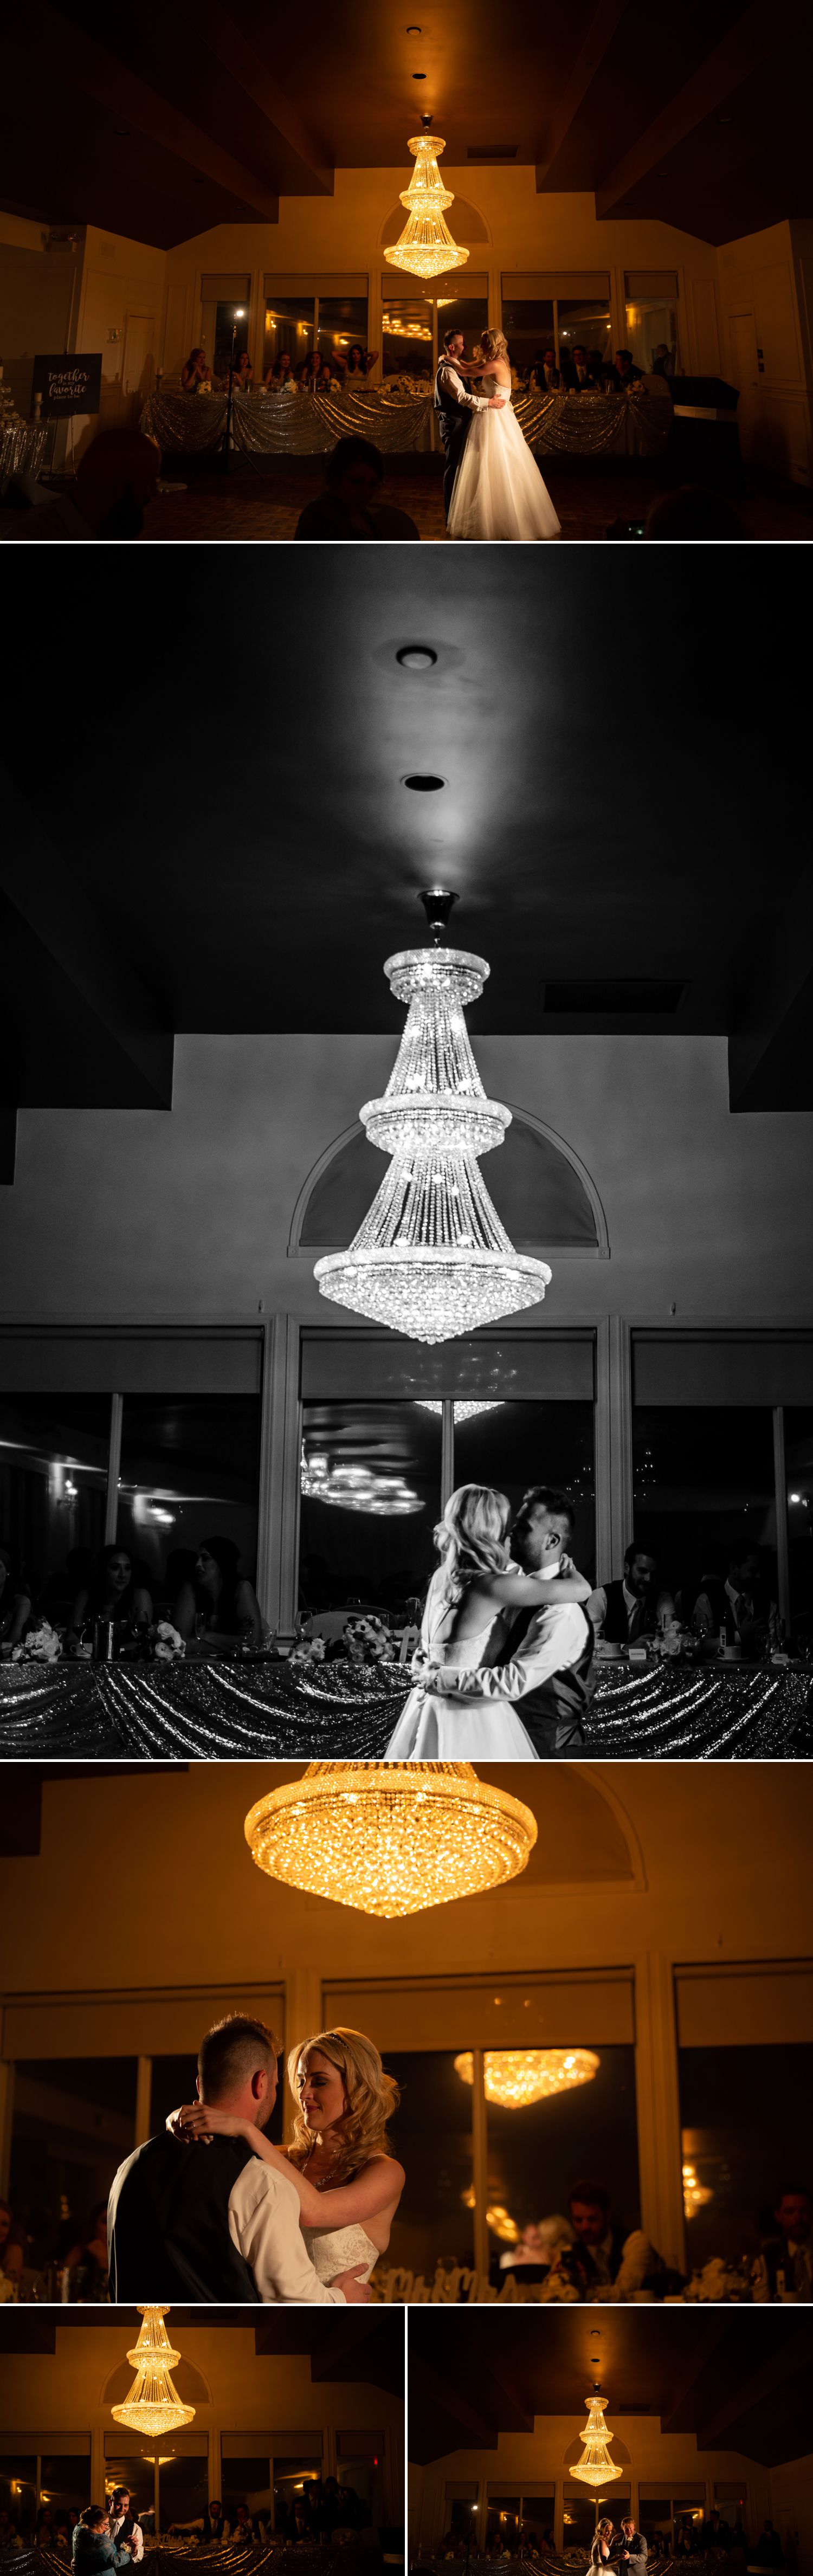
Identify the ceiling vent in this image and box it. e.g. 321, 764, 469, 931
467, 144, 518, 159
541, 979, 686, 1015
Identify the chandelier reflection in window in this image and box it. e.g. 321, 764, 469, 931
314, 890, 551, 1345
454, 2048, 600, 2109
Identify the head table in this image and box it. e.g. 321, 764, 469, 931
140, 382, 672, 464
0, 1650, 808, 1761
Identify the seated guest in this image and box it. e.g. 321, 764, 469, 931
180, 348, 212, 391
295, 436, 419, 540
201, 2504, 230, 2544
547, 2179, 672, 2295
589, 1542, 673, 1644
317, 358, 339, 392
264, 353, 293, 389
174, 1533, 263, 1646
286, 2497, 314, 2545
67, 1544, 152, 1649
0, 2198, 23, 2289
530, 345, 560, 390
62, 2198, 110, 2299
756, 2187, 813, 2299
651, 341, 675, 379
335, 341, 379, 379
644, 487, 747, 540
675, 2525, 695, 2560
230, 2507, 253, 2542
231, 350, 253, 391
0, 1545, 33, 1655
561, 344, 601, 391
613, 347, 644, 389
693, 1547, 776, 1655
72, 2509, 134, 2573
304, 350, 321, 388
292, 359, 311, 387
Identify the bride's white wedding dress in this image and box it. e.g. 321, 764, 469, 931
303, 2220, 379, 2284
384, 1566, 539, 1759
447, 371, 562, 543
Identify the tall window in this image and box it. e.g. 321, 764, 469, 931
104, 2439, 206, 2535
11, 2057, 139, 2276
564, 2486, 631, 2554
486, 2490, 555, 2549
0, 1391, 109, 1612
784, 1406, 813, 1631
117, 1391, 261, 1617
382, 288, 488, 382
501, 276, 611, 376
638, 2494, 706, 2549
678, 2040, 813, 2268
624, 273, 680, 374
263, 280, 369, 377
384, 2049, 475, 2278
631, 1404, 777, 1616
299, 1399, 442, 1617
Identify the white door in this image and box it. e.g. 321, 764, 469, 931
727, 307, 763, 460
121, 312, 156, 426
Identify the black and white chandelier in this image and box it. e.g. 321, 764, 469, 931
314, 890, 551, 1346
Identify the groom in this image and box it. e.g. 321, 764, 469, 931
434, 325, 505, 520
107, 2012, 369, 2303
429, 1484, 595, 1755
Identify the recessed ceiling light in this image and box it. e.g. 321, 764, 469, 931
396, 645, 437, 669
412, 71, 427, 79
406, 23, 422, 31
403, 773, 445, 791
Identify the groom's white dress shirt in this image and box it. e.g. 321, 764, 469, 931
227, 2160, 346, 2301
432, 1560, 590, 1701
436, 358, 489, 412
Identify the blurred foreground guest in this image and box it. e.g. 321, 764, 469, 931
181, 348, 212, 390
174, 1534, 263, 1645
0, 2197, 23, 2288
67, 1544, 152, 1649
5, 430, 160, 541
295, 436, 419, 539
755, 2188, 813, 2299
644, 487, 747, 540
0, 1546, 33, 1654
755, 2530, 783, 2569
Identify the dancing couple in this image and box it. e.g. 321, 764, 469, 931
385, 1483, 595, 1760
435, 326, 561, 541
108, 2016, 404, 2303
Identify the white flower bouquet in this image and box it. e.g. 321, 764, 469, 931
11, 1621, 61, 1664
152, 1621, 185, 1663
344, 1615, 398, 1665
289, 1634, 328, 1669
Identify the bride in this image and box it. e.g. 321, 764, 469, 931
448, 330, 562, 542
171, 2026, 404, 2287
384, 1482, 591, 1760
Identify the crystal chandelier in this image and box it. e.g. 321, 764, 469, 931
244, 1762, 537, 1919
314, 890, 551, 1345
454, 2047, 600, 2109
570, 2390, 623, 2487
384, 130, 469, 281
111, 2308, 195, 2436
417, 1399, 502, 1423
300, 1448, 422, 1513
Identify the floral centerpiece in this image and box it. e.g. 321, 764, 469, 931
152, 1621, 185, 1663
11, 1621, 61, 1664
344, 1616, 397, 1664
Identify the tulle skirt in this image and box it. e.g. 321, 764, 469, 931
384, 1685, 539, 1759
447, 403, 562, 543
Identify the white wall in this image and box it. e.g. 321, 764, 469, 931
717, 219, 811, 482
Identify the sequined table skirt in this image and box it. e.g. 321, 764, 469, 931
0, 1656, 808, 1759
0, 421, 48, 482
139, 385, 670, 463
513, 388, 672, 457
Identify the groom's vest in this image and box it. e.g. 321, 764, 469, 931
506, 1604, 596, 1732
108, 2132, 262, 2302
434, 360, 469, 446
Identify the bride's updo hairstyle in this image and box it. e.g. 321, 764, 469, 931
481, 328, 509, 363
286, 2026, 401, 2180
433, 1482, 511, 1603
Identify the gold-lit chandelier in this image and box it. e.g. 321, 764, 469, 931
454, 2048, 601, 2109
314, 890, 551, 1345
244, 1762, 537, 1919
570, 2390, 623, 2487
462, 2186, 520, 2243
682, 2158, 713, 2215
384, 130, 469, 281
111, 2308, 195, 2436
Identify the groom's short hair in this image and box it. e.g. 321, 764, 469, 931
521, 1485, 575, 1539
443, 325, 462, 348
198, 2013, 280, 2100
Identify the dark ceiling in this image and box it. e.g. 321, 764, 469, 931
1, 1, 810, 246
0, 2308, 403, 2394
1, 550, 810, 1190
407, 2309, 813, 2467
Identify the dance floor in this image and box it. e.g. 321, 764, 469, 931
1, 1656, 808, 1760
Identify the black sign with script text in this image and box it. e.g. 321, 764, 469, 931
34, 355, 103, 416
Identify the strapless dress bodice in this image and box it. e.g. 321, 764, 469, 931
302, 2221, 379, 2284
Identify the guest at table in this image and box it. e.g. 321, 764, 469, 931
702, 2515, 730, 2554
675, 2524, 696, 2559
174, 1532, 263, 1647
692, 1547, 776, 1654
561, 344, 602, 391
67, 1544, 152, 1650
62, 2199, 110, 2300
293, 360, 311, 388
36, 2511, 56, 2546
0, 2197, 23, 2289
264, 353, 293, 389
530, 346, 560, 390
232, 350, 253, 392
0, 1545, 33, 1655
303, 350, 322, 389
181, 348, 212, 391
546, 2179, 672, 2295
317, 358, 340, 392
756, 2187, 813, 2299
230, 2507, 253, 2543
201, 2504, 230, 2544
294, 435, 420, 540
651, 342, 675, 380
335, 341, 379, 379
588, 1544, 672, 1644
612, 348, 644, 389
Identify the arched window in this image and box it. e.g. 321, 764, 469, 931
289, 1107, 608, 1257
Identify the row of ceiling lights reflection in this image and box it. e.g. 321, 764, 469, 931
300, 1400, 501, 1512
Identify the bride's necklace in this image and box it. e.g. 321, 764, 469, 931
303, 2136, 342, 2192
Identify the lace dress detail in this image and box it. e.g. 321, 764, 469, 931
302, 2222, 379, 2284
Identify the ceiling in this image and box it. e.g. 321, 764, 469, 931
0, 2308, 403, 2393
1, 2, 810, 245
407, 2309, 813, 2465
1, 551, 810, 1184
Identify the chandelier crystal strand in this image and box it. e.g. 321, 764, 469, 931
570, 2392, 623, 2487
314, 944, 551, 1344
384, 133, 470, 281
244, 1762, 537, 1918
454, 2048, 601, 2109
111, 2308, 195, 2436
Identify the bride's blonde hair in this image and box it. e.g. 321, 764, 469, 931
286, 2026, 400, 2179
433, 1482, 511, 1604
481, 327, 509, 362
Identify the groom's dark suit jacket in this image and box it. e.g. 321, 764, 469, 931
108, 2131, 262, 2302
504, 1603, 596, 1757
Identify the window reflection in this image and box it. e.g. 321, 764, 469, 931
631, 1404, 777, 1622
564, 2487, 631, 2555
385, 2051, 474, 2279
784, 1408, 813, 1635
678, 2041, 813, 2267
299, 1400, 441, 1617
117, 1393, 260, 1619
485, 2046, 638, 2289
0, 1391, 109, 1624
458, 1401, 596, 1580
